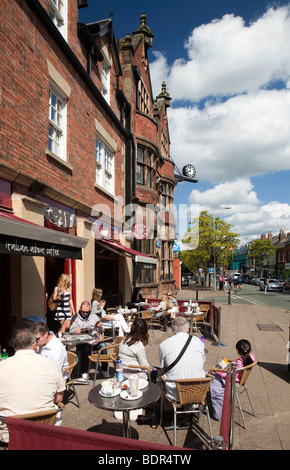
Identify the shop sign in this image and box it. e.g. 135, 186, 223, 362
0, 235, 82, 259
132, 223, 150, 240
44, 205, 76, 228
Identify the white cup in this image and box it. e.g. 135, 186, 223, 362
129, 375, 139, 397
101, 381, 113, 396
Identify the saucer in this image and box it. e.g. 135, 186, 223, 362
120, 390, 143, 400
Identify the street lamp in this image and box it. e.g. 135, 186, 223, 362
213, 207, 231, 291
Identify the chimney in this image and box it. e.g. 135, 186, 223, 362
261, 234, 266, 240
279, 229, 286, 241
268, 231, 272, 241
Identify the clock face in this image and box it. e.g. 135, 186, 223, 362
182, 164, 196, 178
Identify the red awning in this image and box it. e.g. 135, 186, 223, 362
96, 238, 157, 266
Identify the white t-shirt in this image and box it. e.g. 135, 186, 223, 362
38, 333, 69, 381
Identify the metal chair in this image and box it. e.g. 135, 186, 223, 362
63, 351, 81, 408
88, 336, 123, 386
235, 361, 257, 429
160, 375, 213, 447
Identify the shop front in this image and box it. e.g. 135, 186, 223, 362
0, 209, 88, 349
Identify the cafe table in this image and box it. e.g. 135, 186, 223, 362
88, 381, 160, 439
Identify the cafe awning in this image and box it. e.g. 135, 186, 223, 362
0, 211, 88, 260
96, 238, 157, 268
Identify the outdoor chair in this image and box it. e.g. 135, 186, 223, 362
63, 351, 81, 408
140, 310, 155, 344
235, 361, 258, 429
0, 406, 64, 449
192, 311, 209, 334
88, 336, 123, 386
150, 310, 169, 332
160, 375, 213, 447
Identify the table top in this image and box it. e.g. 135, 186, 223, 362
60, 333, 93, 346
88, 381, 160, 412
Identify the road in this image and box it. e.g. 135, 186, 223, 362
214, 283, 290, 312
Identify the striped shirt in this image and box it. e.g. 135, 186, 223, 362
56, 292, 71, 321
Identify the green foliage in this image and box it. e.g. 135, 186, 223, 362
248, 239, 276, 267
180, 211, 240, 272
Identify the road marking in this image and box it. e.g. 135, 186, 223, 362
231, 294, 261, 306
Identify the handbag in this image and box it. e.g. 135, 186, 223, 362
47, 294, 59, 311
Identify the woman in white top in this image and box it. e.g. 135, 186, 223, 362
118, 318, 152, 380
91, 288, 129, 337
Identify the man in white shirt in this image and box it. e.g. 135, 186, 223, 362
0, 328, 65, 443
31, 322, 69, 381
159, 316, 206, 402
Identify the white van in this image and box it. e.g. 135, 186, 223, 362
233, 272, 241, 279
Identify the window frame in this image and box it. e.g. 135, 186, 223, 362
49, 0, 67, 40
95, 138, 115, 195
136, 146, 154, 188
48, 84, 67, 161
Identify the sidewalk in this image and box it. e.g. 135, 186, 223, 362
61, 286, 290, 450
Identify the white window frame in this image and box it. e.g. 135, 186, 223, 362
101, 61, 111, 104
49, 0, 67, 41
95, 139, 114, 195
48, 83, 67, 161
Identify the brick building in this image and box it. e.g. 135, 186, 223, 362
0, 1, 178, 348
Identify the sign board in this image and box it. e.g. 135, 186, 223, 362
132, 223, 150, 240
0, 234, 82, 259
208, 268, 214, 273
173, 243, 180, 253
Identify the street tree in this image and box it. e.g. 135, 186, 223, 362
247, 239, 276, 273
180, 211, 240, 276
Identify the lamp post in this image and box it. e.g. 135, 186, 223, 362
213, 207, 231, 291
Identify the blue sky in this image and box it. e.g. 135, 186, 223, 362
79, 1, 290, 245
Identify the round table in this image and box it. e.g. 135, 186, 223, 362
88, 381, 160, 439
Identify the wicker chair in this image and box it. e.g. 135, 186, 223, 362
160, 375, 213, 447
0, 406, 64, 448
63, 351, 81, 408
140, 311, 155, 344
88, 336, 123, 386
235, 361, 257, 429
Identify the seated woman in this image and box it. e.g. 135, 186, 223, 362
91, 288, 129, 337
118, 318, 156, 380
151, 293, 178, 321
209, 339, 255, 420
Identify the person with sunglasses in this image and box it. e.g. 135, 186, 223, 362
31, 322, 69, 381
69, 301, 109, 379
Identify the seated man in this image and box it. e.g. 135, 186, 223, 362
159, 316, 206, 402
31, 321, 69, 381
69, 300, 109, 379
0, 328, 65, 443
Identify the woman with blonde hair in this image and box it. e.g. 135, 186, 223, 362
53, 273, 75, 334
90, 287, 129, 337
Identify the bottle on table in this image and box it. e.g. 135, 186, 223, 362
1, 349, 8, 360
116, 360, 124, 383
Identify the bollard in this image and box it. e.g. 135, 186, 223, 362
196, 290, 199, 301
228, 288, 231, 305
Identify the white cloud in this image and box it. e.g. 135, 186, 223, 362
151, 6, 290, 101
149, 5, 290, 245
167, 89, 290, 184
184, 179, 290, 244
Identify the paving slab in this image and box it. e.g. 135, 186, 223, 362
61, 287, 290, 450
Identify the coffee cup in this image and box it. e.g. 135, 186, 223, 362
101, 381, 113, 396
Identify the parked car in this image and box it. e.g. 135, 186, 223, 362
250, 277, 258, 285
284, 278, 290, 289
181, 274, 191, 286
256, 277, 265, 286
260, 279, 284, 292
